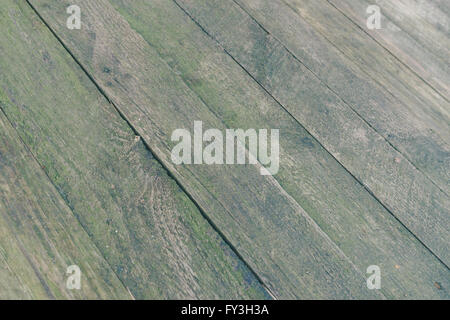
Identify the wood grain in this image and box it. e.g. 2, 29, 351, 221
271, 0, 450, 194
175, 0, 450, 265
28, 0, 385, 299
323, 0, 450, 102
0, 0, 269, 299
1, 0, 446, 299
104, 0, 450, 299
287, 0, 450, 127
0, 110, 131, 299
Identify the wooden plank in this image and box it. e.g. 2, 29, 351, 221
282, 0, 450, 130
0, 247, 33, 299
230, 0, 450, 195
107, 0, 450, 299
268, 0, 450, 193
325, 0, 450, 101
0, 0, 269, 299
365, 0, 449, 68
174, 0, 450, 265
0, 110, 131, 299
28, 0, 384, 299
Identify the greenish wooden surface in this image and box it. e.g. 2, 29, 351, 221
103, 0, 450, 299
282, 0, 450, 149
28, 0, 387, 299
325, 0, 450, 101
1, 0, 448, 299
0, 0, 269, 299
175, 0, 450, 265
207, 0, 450, 197
0, 110, 131, 299
263, 0, 450, 191
280, 0, 450, 139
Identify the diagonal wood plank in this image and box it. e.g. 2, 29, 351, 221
0, 246, 34, 299
227, 0, 450, 194
0, 0, 269, 299
28, 0, 384, 299
284, 0, 450, 125
350, 0, 450, 69
107, 0, 450, 299
0, 110, 131, 299
174, 0, 450, 266
268, 0, 450, 196
323, 0, 450, 101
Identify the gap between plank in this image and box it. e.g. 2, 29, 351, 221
25, 0, 277, 300
0, 107, 133, 299
105, 0, 383, 299
173, 0, 450, 271
237, 0, 448, 198
325, 0, 450, 104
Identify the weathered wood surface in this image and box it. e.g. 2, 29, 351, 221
28, 0, 389, 299
281, 0, 450, 144
0, 0, 447, 299
0, 0, 269, 299
104, 0, 449, 299
256, 0, 450, 192
175, 0, 450, 265
0, 110, 131, 299
281, 0, 450, 135
325, 0, 450, 101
